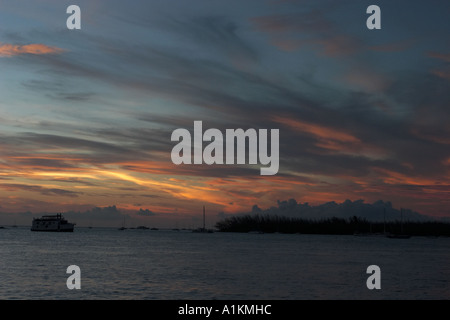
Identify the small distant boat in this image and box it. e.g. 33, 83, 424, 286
136, 226, 149, 230
353, 208, 386, 237
31, 214, 75, 232
192, 206, 214, 233
386, 208, 411, 239
118, 217, 127, 230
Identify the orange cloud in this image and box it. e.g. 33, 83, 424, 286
431, 69, 450, 80
314, 35, 360, 57
428, 51, 450, 62
273, 115, 388, 159
373, 168, 446, 186
342, 69, 390, 93
0, 43, 64, 57
410, 128, 450, 145
273, 116, 359, 144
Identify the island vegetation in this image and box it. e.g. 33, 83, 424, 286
215, 215, 450, 237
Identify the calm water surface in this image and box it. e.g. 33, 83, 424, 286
0, 227, 449, 299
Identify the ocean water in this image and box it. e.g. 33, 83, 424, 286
0, 227, 449, 300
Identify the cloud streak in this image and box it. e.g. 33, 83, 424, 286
0, 42, 64, 57
0, 183, 81, 197
251, 11, 362, 57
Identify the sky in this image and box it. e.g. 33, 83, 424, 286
0, 0, 449, 227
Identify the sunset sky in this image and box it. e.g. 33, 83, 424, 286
0, 0, 449, 227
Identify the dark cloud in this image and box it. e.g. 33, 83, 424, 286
164, 15, 259, 66
0, 132, 151, 165
49, 177, 99, 187
0, 183, 81, 197
10, 157, 78, 169
137, 208, 156, 216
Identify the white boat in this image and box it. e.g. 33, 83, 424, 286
31, 214, 75, 232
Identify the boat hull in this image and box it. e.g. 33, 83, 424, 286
30, 228, 74, 232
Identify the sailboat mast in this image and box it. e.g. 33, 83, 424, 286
203, 206, 205, 230
400, 208, 404, 234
